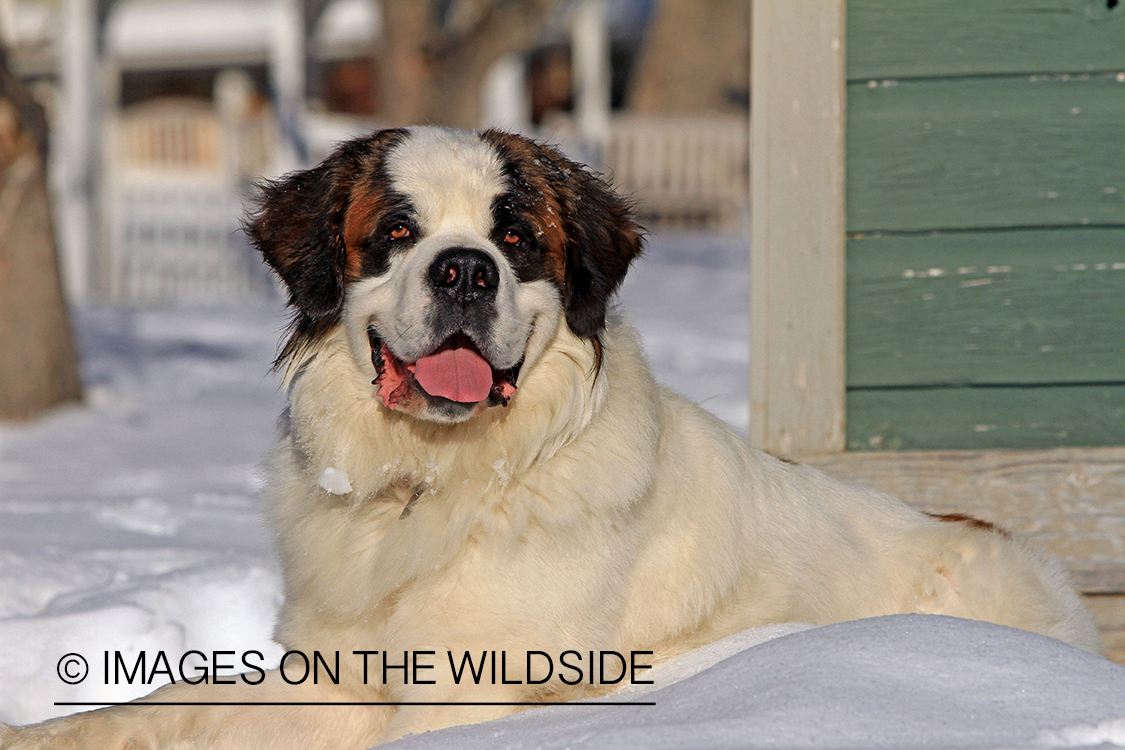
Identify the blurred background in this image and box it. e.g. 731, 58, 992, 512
5, 0, 748, 307
0, 0, 752, 425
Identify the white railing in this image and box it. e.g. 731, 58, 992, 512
103, 182, 273, 305
98, 105, 748, 304
113, 101, 223, 175
101, 99, 277, 304
547, 114, 749, 232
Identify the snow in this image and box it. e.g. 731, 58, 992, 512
1039, 719, 1125, 748
318, 467, 354, 495
3, 232, 1124, 748
0, 304, 287, 722
390, 616, 1125, 750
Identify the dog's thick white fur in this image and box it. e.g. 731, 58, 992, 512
3, 127, 1101, 750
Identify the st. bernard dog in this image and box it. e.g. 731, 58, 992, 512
3, 126, 1100, 749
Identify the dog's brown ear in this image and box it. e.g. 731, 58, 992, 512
247, 129, 407, 362
248, 158, 352, 324
558, 165, 644, 339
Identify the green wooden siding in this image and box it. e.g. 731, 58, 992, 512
848, 0, 1125, 80
847, 229, 1125, 387
847, 385, 1125, 451
845, 0, 1125, 450
847, 75, 1125, 233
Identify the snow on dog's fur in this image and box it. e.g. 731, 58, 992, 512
2, 127, 1101, 749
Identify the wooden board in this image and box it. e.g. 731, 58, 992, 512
844, 2, 1125, 454
848, 0, 1125, 80
846, 384, 1125, 450
803, 446, 1125, 592
846, 74, 1125, 233
847, 229, 1125, 387
1084, 594, 1125, 665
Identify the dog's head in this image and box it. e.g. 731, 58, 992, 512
249, 126, 642, 424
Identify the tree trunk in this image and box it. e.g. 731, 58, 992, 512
377, 0, 556, 130
378, 0, 435, 127
0, 50, 83, 419
628, 0, 751, 114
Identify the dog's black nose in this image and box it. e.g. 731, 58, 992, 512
428, 248, 499, 303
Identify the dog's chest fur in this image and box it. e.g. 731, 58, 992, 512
267, 324, 654, 663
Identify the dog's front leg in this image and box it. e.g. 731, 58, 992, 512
1, 669, 392, 750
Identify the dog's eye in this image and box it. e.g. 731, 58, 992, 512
503, 229, 522, 246
389, 224, 411, 241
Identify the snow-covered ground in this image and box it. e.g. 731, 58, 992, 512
2, 233, 1124, 748
393, 615, 1125, 750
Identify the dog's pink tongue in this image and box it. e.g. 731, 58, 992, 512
413, 342, 494, 403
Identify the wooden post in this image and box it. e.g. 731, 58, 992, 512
749, 0, 847, 457
53, 0, 99, 302
268, 0, 307, 173
483, 54, 531, 133
572, 0, 611, 150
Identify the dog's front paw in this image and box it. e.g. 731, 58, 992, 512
0, 713, 152, 750
0, 721, 45, 750
2, 721, 59, 750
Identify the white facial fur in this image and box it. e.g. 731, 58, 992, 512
385, 127, 507, 238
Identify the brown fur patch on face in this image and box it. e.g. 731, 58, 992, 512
342, 180, 403, 282
928, 512, 1011, 537
342, 186, 378, 281
479, 129, 568, 285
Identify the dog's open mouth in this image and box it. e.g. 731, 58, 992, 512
369, 329, 520, 411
